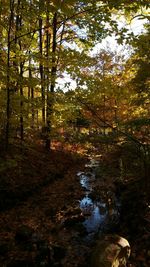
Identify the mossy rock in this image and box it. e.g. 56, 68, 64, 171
91, 235, 130, 267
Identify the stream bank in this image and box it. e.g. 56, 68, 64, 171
0, 150, 123, 267
77, 154, 150, 267
0, 145, 149, 267
78, 157, 120, 238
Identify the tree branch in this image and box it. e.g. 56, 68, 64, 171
77, 97, 144, 147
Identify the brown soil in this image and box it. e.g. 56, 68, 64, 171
0, 144, 89, 267
0, 143, 149, 267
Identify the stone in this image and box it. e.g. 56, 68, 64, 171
64, 207, 82, 216
52, 244, 66, 260
63, 214, 85, 227
0, 241, 10, 255
7, 259, 33, 267
147, 250, 150, 257
91, 235, 130, 267
15, 225, 33, 243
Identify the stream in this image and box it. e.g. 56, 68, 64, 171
77, 158, 120, 237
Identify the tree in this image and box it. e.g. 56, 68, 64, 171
0, 0, 149, 151
5, 0, 15, 149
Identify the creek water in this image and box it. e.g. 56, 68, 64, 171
78, 158, 120, 236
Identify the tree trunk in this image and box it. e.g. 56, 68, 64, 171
5, 0, 14, 150
20, 62, 24, 142
45, 12, 57, 150
39, 10, 45, 129
103, 94, 106, 135
18, 8, 24, 143
29, 53, 34, 128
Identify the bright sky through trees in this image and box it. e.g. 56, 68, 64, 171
56, 16, 148, 92
0, 0, 149, 151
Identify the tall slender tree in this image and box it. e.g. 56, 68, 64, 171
0, 0, 148, 151
39, 0, 45, 130
5, 0, 15, 149
45, 11, 57, 150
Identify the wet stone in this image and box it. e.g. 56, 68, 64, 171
64, 207, 82, 216
63, 214, 85, 227
73, 223, 88, 236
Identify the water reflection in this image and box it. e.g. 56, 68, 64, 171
80, 174, 91, 191
80, 196, 93, 207
78, 160, 119, 234
85, 205, 106, 233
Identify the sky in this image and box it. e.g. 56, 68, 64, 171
91, 17, 147, 55
56, 16, 148, 92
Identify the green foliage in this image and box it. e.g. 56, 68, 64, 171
0, 0, 149, 151
131, 29, 150, 94
124, 118, 150, 130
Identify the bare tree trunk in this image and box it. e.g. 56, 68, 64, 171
18, 7, 24, 143
20, 62, 24, 142
45, 11, 51, 150
26, 0, 35, 129
103, 94, 106, 135
39, 5, 45, 129
29, 53, 34, 128
5, 0, 14, 150
31, 80, 34, 129
28, 55, 31, 112
45, 12, 57, 150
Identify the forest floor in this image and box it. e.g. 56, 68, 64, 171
0, 142, 150, 267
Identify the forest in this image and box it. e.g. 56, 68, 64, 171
0, 1, 150, 267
